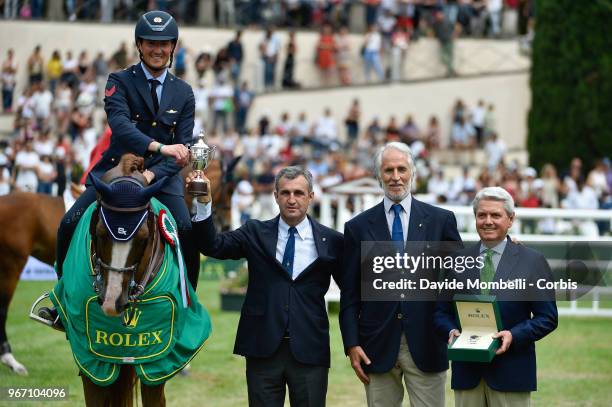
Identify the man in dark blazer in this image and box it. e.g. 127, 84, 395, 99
434, 186, 558, 406
190, 166, 343, 407
52, 11, 196, 284
340, 142, 462, 407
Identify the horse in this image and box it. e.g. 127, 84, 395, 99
80, 153, 167, 406
0, 158, 235, 376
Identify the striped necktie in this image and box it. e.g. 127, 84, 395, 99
481, 248, 495, 295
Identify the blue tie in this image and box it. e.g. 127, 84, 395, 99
282, 227, 297, 277
391, 204, 404, 252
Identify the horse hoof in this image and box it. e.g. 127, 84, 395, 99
1, 353, 28, 376
13, 364, 28, 376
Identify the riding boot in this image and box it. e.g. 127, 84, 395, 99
179, 228, 200, 290
38, 306, 65, 332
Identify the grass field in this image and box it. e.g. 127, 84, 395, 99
2, 280, 612, 406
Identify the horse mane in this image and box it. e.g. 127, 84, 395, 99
120, 154, 145, 175
101, 154, 146, 184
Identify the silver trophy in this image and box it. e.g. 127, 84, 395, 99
188, 132, 216, 196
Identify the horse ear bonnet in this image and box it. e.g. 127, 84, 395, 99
90, 174, 153, 241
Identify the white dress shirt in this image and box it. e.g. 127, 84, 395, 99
276, 217, 317, 280
383, 194, 412, 242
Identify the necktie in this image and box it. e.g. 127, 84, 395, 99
391, 204, 404, 252
481, 248, 495, 295
282, 227, 297, 278
148, 79, 160, 114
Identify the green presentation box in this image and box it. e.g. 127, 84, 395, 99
448, 294, 503, 363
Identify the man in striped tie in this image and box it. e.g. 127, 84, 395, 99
434, 187, 558, 406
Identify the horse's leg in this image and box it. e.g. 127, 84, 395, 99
141, 383, 166, 407
0, 257, 28, 375
81, 374, 109, 407
81, 366, 138, 407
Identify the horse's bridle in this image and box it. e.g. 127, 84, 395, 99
90, 200, 164, 306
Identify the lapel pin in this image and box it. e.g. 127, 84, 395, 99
322, 237, 326, 242
166, 109, 178, 114
418, 223, 422, 228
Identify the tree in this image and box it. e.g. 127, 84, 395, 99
527, 0, 612, 174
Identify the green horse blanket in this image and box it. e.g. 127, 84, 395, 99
50, 199, 212, 386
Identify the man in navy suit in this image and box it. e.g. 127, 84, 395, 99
190, 166, 343, 407
434, 187, 558, 406
52, 11, 195, 285
340, 142, 461, 407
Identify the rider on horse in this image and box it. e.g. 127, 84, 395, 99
40, 10, 197, 329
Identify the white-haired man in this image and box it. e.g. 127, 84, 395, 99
340, 142, 462, 406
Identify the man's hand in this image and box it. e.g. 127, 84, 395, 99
143, 170, 155, 184
448, 328, 461, 345
347, 346, 371, 384
185, 171, 211, 203
161, 144, 189, 167
493, 330, 513, 355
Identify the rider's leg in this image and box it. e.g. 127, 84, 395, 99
157, 194, 200, 290
40, 186, 96, 328
55, 187, 97, 279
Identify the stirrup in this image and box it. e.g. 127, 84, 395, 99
29, 292, 64, 332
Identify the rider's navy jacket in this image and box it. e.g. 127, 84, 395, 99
94, 63, 195, 196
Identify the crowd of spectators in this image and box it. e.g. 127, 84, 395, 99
2, 1, 536, 41
1, 0, 607, 238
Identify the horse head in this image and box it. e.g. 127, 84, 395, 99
89, 154, 165, 317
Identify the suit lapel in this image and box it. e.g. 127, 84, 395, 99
368, 202, 391, 241
494, 236, 519, 284
407, 198, 428, 241
294, 217, 327, 282
157, 73, 176, 118
133, 64, 156, 115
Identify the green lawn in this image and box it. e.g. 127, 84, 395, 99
2, 281, 611, 406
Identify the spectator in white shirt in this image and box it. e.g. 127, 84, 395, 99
210, 75, 234, 135
14, 141, 40, 192
484, 132, 506, 171
259, 26, 282, 90
487, 0, 503, 37
428, 169, 450, 200
37, 154, 57, 194
313, 107, 338, 151
193, 78, 210, 137
363, 25, 384, 82
232, 178, 255, 225
451, 115, 476, 149
471, 99, 486, 146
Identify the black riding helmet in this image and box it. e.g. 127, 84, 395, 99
135, 10, 179, 69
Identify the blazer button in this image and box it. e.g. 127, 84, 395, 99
397, 313, 403, 319
152, 121, 157, 127
111, 158, 115, 162
136, 114, 140, 118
